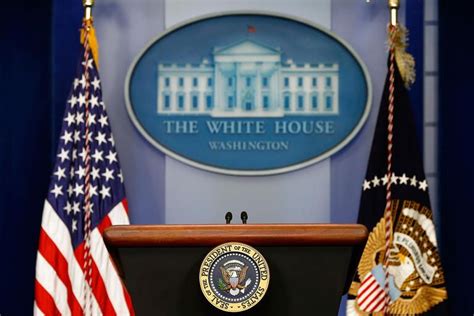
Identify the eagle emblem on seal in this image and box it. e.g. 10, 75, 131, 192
218, 259, 252, 296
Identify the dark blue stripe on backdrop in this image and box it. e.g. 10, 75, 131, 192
438, 0, 474, 314
0, 0, 82, 314
406, 0, 424, 147
51, 0, 83, 154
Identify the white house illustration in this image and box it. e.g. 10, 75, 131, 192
156, 39, 339, 117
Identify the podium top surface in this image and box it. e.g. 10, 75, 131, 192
104, 224, 367, 247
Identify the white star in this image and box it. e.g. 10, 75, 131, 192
73, 78, 80, 89
57, 149, 69, 162
419, 180, 428, 191
60, 131, 73, 145
98, 115, 108, 128
390, 173, 398, 184
50, 184, 63, 198
382, 174, 389, 185
90, 95, 99, 108
84, 203, 94, 214
410, 176, 418, 187
90, 185, 98, 197
64, 112, 75, 126
67, 95, 77, 108
71, 219, 78, 232
69, 168, 75, 179
118, 171, 123, 183
102, 168, 114, 181
83, 131, 93, 143
77, 93, 86, 107
78, 148, 88, 161
82, 58, 93, 69
105, 151, 117, 164
399, 173, 409, 185
53, 167, 66, 180
100, 186, 111, 199
73, 131, 81, 144
73, 183, 84, 196
100, 100, 105, 108
108, 136, 115, 146
67, 184, 74, 196
75, 112, 84, 125
92, 150, 104, 163
71, 149, 77, 161
87, 113, 96, 126
363, 180, 371, 191
95, 132, 107, 146
91, 76, 100, 90
79, 75, 86, 89
88, 203, 95, 214
64, 201, 73, 215
75, 165, 86, 179
91, 167, 100, 180
72, 201, 80, 214
371, 176, 380, 187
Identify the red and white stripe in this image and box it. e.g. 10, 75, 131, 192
357, 273, 387, 313
34, 200, 134, 315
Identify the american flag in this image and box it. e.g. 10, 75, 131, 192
356, 270, 387, 313
34, 36, 134, 314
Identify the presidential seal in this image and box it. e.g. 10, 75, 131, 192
199, 242, 270, 312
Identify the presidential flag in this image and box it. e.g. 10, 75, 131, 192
347, 27, 447, 315
34, 19, 134, 315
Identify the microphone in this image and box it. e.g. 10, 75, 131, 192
225, 212, 233, 224
240, 211, 248, 224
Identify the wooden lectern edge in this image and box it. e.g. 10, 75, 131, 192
103, 224, 368, 247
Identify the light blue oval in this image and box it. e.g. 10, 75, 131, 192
126, 12, 371, 176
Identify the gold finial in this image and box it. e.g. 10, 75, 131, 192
80, 0, 99, 67
83, 0, 94, 21
388, 0, 400, 26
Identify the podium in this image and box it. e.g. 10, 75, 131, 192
104, 224, 367, 315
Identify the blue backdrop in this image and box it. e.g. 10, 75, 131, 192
0, 1, 472, 315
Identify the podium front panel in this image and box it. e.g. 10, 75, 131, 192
105, 224, 367, 315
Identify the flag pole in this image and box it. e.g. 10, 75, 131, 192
388, 0, 399, 26
382, 0, 400, 312
83, 0, 94, 22
81, 1, 95, 315
81, 0, 100, 68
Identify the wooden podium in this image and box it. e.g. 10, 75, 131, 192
104, 224, 367, 315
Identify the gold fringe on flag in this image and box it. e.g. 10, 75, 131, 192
389, 25, 415, 88
80, 18, 100, 69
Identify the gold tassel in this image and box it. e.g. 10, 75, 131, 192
389, 25, 415, 88
80, 18, 100, 69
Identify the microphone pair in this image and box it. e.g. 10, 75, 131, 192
225, 211, 248, 224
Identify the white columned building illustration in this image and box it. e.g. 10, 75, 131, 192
156, 39, 339, 117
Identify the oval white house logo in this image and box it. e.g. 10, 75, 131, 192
125, 12, 371, 175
